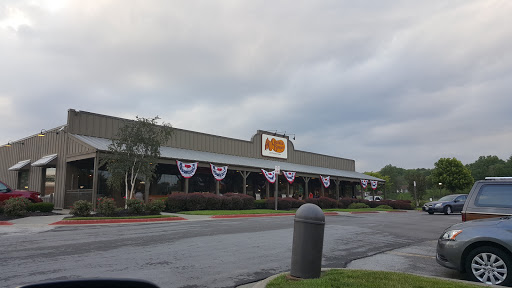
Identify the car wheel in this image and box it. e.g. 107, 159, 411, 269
465, 246, 512, 286
443, 206, 452, 215
428, 211, 434, 214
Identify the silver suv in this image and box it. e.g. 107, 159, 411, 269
462, 177, 512, 222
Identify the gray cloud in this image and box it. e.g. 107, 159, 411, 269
1, 0, 511, 172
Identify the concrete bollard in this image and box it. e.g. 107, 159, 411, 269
290, 203, 325, 279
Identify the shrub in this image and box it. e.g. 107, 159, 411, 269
204, 193, 222, 210
127, 199, 145, 214
239, 194, 255, 210
376, 205, 393, 209
166, 193, 188, 212
186, 193, 207, 211
70, 200, 92, 217
146, 199, 166, 214
0, 202, 4, 214
27, 202, 54, 213
3, 197, 31, 216
304, 198, 319, 206
318, 197, 338, 209
348, 203, 370, 209
96, 197, 117, 216
220, 196, 233, 210
253, 199, 266, 209
229, 196, 243, 210
338, 198, 353, 209
291, 199, 305, 209
278, 198, 293, 210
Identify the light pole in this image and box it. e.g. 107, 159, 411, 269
438, 182, 442, 199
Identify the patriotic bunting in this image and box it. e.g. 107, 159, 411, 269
210, 164, 228, 181
371, 180, 378, 190
282, 171, 296, 184
360, 179, 369, 188
320, 175, 330, 188
261, 169, 277, 183
176, 160, 198, 178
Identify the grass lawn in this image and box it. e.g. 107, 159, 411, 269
267, 270, 481, 288
63, 215, 178, 220
177, 209, 297, 215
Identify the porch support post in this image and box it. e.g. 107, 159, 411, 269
265, 181, 270, 198
92, 152, 99, 210
302, 176, 311, 196
334, 179, 340, 200
352, 183, 356, 198
287, 183, 290, 197
144, 176, 150, 204
239, 171, 251, 195
216, 181, 220, 195
185, 178, 189, 193
321, 185, 325, 197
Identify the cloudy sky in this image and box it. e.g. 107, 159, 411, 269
1, 0, 511, 172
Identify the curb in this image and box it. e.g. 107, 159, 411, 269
211, 212, 339, 219
350, 211, 379, 214
386, 210, 408, 213
0, 221, 14, 225
49, 217, 188, 225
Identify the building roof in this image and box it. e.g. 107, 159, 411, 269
32, 154, 58, 167
71, 134, 384, 182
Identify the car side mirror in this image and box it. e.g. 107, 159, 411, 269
6, 188, 11, 192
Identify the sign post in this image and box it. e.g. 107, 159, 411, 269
275, 166, 280, 211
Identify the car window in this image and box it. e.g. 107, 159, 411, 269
0, 182, 8, 192
456, 195, 467, 202
475, 184, 512, 208
439, 195, 457, 202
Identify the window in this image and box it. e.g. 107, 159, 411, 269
475, 184, 512, 208
44, 168, 56, 196
17, 170, 29, 190
0, 182, 8, 192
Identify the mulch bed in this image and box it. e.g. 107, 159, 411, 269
65, 209, 160, 219
0, 212, 61, 221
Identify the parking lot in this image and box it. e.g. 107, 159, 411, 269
0, 211, 463, 288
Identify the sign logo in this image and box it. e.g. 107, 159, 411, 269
262, 134, 288, 159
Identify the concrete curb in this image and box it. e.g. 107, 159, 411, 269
211, 212, 339, 219
49, 217, 188, 225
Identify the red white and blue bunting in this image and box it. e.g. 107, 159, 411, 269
360, 179, 369, 189
176, 160, 198, 178
210, 164, 228, 181
261, 169, 277, 183
320, 175, 330, 188
282, 171, 296, 184
371, 180, 378, 190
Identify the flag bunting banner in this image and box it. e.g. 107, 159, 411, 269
176, 160, 198, 178
282, 171, 296, 184
360, 179, 369, 188
210, 164, 228, 181
371, 180, 378, 190
261, 169, 277, 183
320, 175, 330, 188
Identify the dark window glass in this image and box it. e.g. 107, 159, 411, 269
0, 182, 8, 192
156, 174, 182, 195
18, 171, 29, 190
475, 184, 512, 208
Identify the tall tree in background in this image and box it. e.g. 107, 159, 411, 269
379, 164, 405, 193
104, 116, 173, 206
466, 155, 508, 180
364, 171, 391, 195
405, 170, 427, 206
432, 158, 474, 193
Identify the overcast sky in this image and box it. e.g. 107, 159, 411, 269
1, 0, 511, 172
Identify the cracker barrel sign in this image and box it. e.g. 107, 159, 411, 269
262, 134, 288, 159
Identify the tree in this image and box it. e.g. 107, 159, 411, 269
363, 172, 391, 199
104, 116, 173, 206
405, 170, 427, 206
466, 155, 507, 181
431, 158, 474, 193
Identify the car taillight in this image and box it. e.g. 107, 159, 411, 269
462, 213, 466, 222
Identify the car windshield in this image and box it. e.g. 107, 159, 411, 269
439, 195, 457, 202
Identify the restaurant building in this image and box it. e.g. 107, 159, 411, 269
0, 109, 383, 209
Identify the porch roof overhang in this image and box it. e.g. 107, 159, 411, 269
32, 154, 58, 167
71, 134, 385, 182
8, 159, 31, 171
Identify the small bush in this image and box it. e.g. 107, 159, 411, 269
278, 198, 293, 210
220, 196, 232, 210
229, 196, 243, 210
3, 197, 31, 216
348, 203, 370, 209
253, 199, 266, 209
27, 202, 54, 212
186, 193, 207, 211
96, 197, 117, 216
146, 199, 166, 214
204, 193, 222, 210
291, 199, 305, 208
239, 194, 255, 210
127, 199, 145, 214
70, 200, 92, 217
338, 198, 353, 209
304, 198, 320, 206
376, 205, 393, 209
318, 197, 338, 209
0, 203, 4, 214
166, 193, 188, 212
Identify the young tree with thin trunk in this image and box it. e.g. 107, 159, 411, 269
104, 116, 173, 207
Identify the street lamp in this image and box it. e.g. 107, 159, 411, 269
438, 182, 442, 199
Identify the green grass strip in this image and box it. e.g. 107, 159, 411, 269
178, 209, 297, 215
63, 215, 177, 220
267, 269, 481, 288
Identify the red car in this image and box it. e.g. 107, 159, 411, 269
0, 180, 42, 203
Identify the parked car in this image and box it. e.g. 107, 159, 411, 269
0, 180, 42, 203
364, 196, 382, 201
423, 194, 467, 215
462, 177, 512, 222
436, 216, 512, 286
